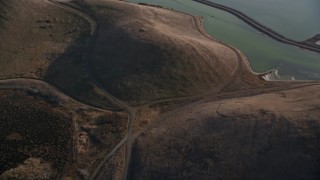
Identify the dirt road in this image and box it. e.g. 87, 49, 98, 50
2, 1, 319, 179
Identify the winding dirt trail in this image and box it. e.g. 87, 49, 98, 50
46, 1, 139, 179
2, 1, 319, 180
189, 15, 243, 94
0, 78, 109, 112
50, 1, 247, 178
47, 0, 96, 35
0, 1, 205, 179
130, 4, 320, 141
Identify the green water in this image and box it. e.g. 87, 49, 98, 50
127, 0, 320, 80
207, 0, 320, 41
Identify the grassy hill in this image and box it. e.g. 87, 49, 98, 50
3, 1, 317, 179
0, 0, 263, 106
81, 0, 252, 104
0, 0, 120, 108
131, 84, 320, 179
0, 0, 89, 78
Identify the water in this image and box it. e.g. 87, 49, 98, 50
207, 0, 320, 41
127, 0, 320, 80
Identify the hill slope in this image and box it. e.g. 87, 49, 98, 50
1, 0, 319, 179
82, 0, 264, 104
132, 84, 320, 179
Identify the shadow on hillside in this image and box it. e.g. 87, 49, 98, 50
44, 13, 190, 106
130, 112, 320, 179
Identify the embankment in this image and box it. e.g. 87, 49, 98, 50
193, 0, 320, 53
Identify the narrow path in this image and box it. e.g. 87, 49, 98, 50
128, 6, 320, 173
137, 95, 203, 109
119, 8, 245, 180
3, 1, 319, 180
121, 5, 250, 180
134, 81, 320, 140
0, 2, 207, 179
46, 1, 137, 179
193, 0, 320, 53
134, 12, 320, 140
0, 78, 108, 112
189, 15, 243, 94
90, 135, 128, 180
47, 0, 96, 35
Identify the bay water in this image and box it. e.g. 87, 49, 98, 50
127, 0, 320, 80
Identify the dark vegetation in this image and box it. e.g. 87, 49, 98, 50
77, 113, 128, 177
0, 90, 72, 177
88, 114, 127, 148
138, 3, 164, 8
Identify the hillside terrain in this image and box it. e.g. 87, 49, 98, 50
83, 0, 265, 104
132, 84, 320, 179
0, 0, 89, 78
0, 0, 319, 179
0, 90, 72, 179
0, 0, 118, 109
0, 84, 128, 179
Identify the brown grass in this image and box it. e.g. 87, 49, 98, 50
0, 0, 89, 78
82, 0, 243, 104
0, 88, 128, 179
131, 85, 320, 179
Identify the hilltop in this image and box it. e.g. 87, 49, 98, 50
0, 0, 319, 179
77, 0, 265, 104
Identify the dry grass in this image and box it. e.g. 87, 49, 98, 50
94, 145, 126, 180
0, 0, 121, 108
2, 0, 318, 179
0, 0, 89, 78
0, 88, 128, 178
131, 85, 320, 179
76, 110, 128, 178
82, 0, 242, 104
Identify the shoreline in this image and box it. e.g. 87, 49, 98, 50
193, 0, 320, 54
137, 2, 269, 81
135, 2, 301, 82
